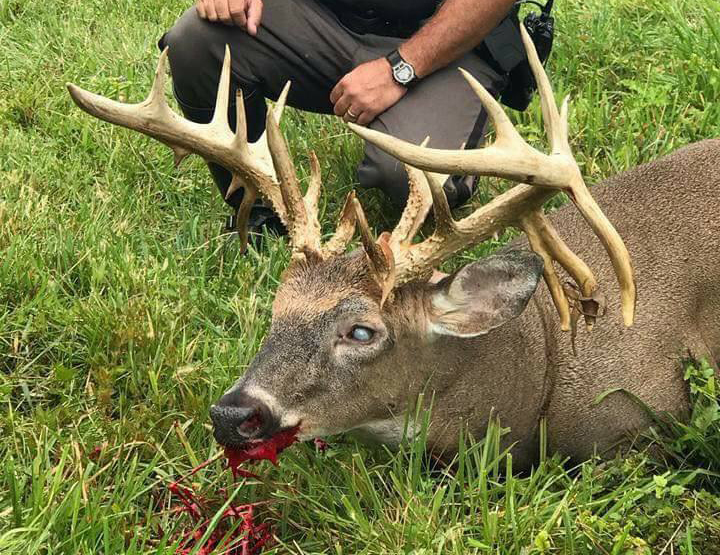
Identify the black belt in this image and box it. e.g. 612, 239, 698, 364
322, 3, 424, 38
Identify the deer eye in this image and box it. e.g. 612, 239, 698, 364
349, 326, 374, 342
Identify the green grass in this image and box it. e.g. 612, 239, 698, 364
2, 0, 720, 552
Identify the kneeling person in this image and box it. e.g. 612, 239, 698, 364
160, 0, 520, 237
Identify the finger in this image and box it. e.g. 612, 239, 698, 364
342, 109, 359, 123
246, 0, 263, 35
205, 0, 219, 21
196, 0, 208, 19
229, 0, 247, 27
329, 82, 344, 105
216, 0, 232, 24
356, 110, 374, 126
333, 94, 352, 117
342, 103, 362, 123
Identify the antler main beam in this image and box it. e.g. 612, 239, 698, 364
68, 49, 285, 220
67, 46, 356, 259
348, 26, 636, 327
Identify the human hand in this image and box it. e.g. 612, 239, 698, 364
196, 0, 264, 35
330, 58, 407, 125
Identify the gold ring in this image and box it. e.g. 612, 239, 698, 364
346, 109, 358, 121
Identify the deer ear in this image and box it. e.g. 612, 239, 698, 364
428, 251, 544, 338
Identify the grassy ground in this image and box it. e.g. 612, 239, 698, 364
2, 0, 720, 552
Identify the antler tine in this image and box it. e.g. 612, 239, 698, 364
389, 137, 435, 249
265, 108, 321, 254
375, 233, 397, 308
210, 46, 233, 131
353, 197, 381, 260
457, 68, 525, 147
424, 171, 457, 236
147, 47, 171, 110
273, 81, 291, 121
230, 89, 249, 157
519, 210, 599, 331
389, 165, 433, 250
224, 86, 274, 199
226, 82, 292, 199
519, 25, 569, 156
352, 198, 396, 306
528, 212, 597, 296
566, 186, 636, 326
322, 191, 357, 258
305, 151, 322, 220
522, 217, 571, 330
67, 47, 176, 136
225, 90, 251, 201
232, 185, 257, 251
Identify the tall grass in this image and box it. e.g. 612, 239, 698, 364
1, 0, 720, 552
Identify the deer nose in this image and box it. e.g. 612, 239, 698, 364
209, 389, 275, 447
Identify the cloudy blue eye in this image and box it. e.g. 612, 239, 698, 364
350, 326, 374, 342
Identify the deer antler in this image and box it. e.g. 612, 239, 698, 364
67, 46, 356, 259
349, 25, 636, 328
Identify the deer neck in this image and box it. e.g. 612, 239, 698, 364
409, 293, 552, 459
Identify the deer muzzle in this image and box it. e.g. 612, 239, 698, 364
209, 389, 277, 447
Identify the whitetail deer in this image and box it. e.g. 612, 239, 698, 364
68, 27, 719, 468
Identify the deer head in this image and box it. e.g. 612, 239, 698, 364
67, 26, 636, 449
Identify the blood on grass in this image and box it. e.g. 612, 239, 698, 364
165, 426, 301, 554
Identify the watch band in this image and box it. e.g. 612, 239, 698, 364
386, 50, 404, 68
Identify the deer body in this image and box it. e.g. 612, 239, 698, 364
395, 139, 720, 468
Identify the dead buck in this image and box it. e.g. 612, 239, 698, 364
68, 27, 719, 468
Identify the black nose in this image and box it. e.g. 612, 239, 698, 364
210, 389, 276, 447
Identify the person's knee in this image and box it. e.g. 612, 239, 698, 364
357, 153, 410, 208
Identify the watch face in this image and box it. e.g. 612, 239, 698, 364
394, 62, 414, 84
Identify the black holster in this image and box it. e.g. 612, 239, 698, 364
479, 3, 556, 111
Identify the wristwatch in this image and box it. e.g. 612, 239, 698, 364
386, 50, 418, 87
